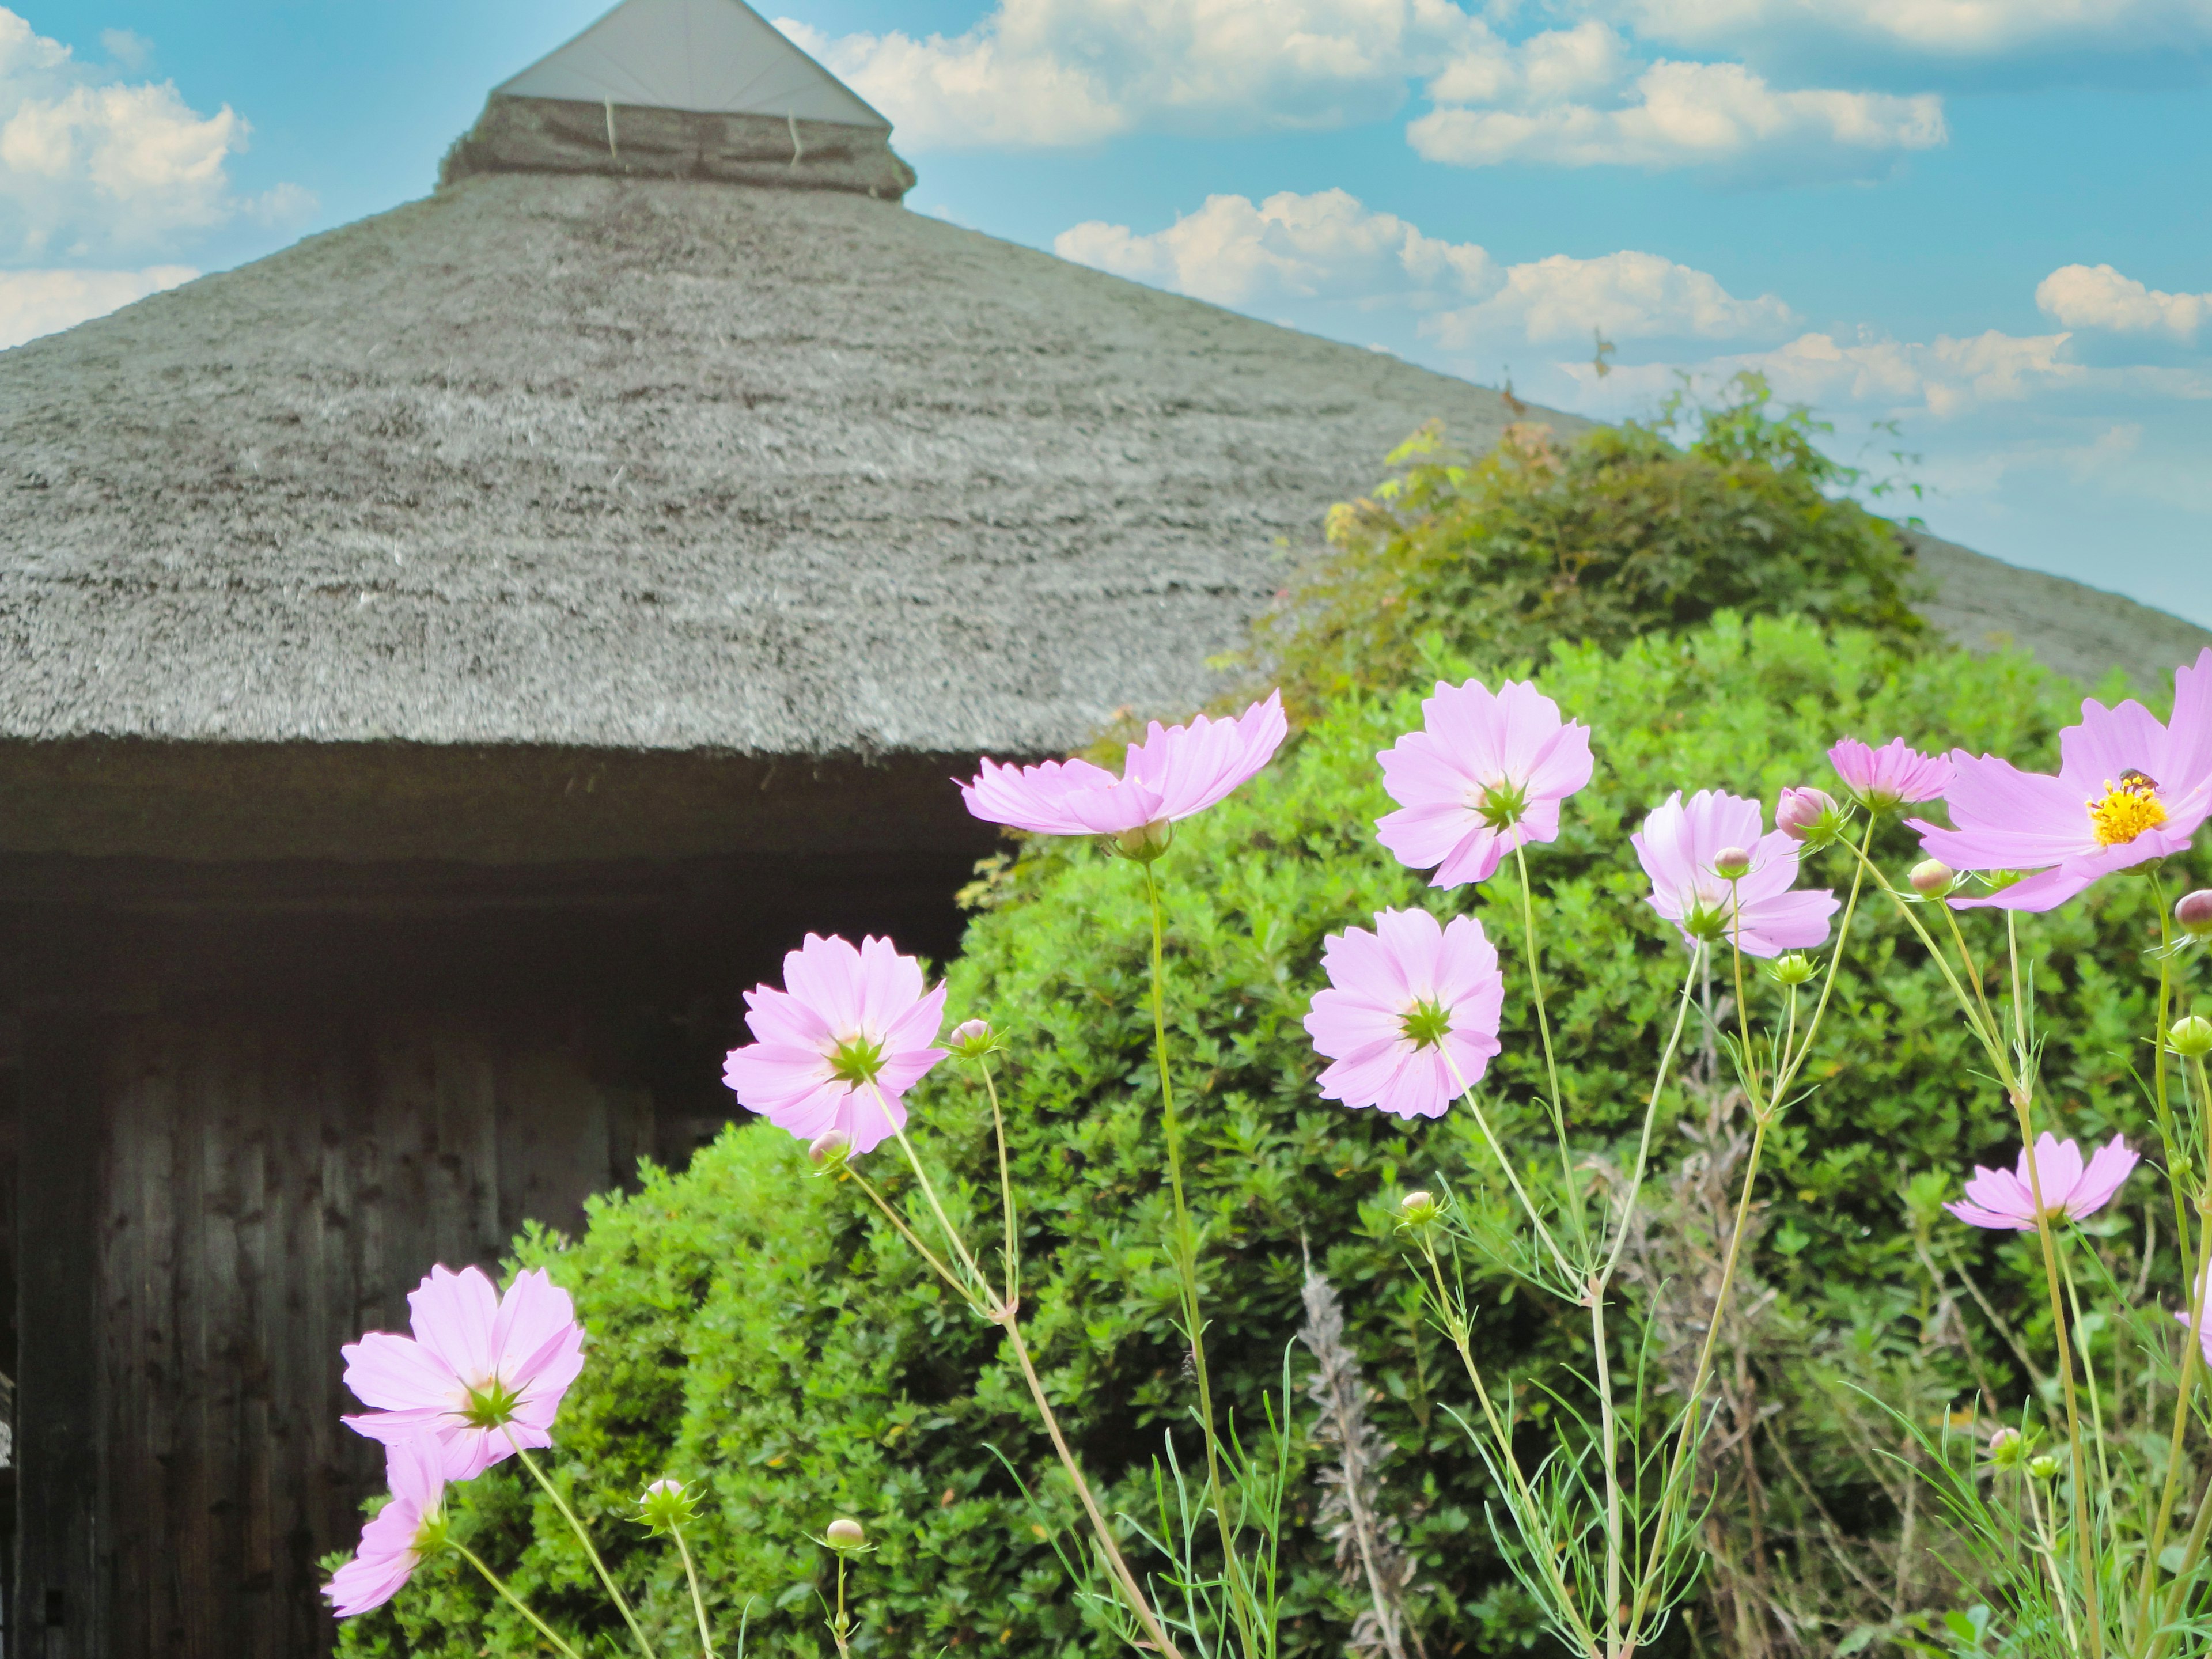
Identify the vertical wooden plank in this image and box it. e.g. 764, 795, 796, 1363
17, 1010, 107, 1659
233, 1027, 275, 1658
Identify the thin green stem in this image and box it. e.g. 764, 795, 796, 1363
509, 1444, 657, 1659
1140, 859, 1259, 1656
452, 1541, 586, 1659
1600, 954, 1703, 1280
2135, 1179, 2212, 1645
2003, 911, 2104, 1659
1843, 839, 2012, 1082
672, 1526, 717, 1659
2025, 1477, 2088, 1659
1511, 839, 1584, 1252
870, 1084, 994, 1302
1626, 823, 1874, 1644
848, 1094, 1184, 1657
1768, 819, 1876, 1100
1417, 1236, 1600, 1659
2150, 872, 2193, 1275
2149, 1467, 2212, 1659
1626, 1111, 1771, 1644
1590, 1284, 1621, 1658
1940, 901, 2005, 1070
829, 1550, 853, 1658
977, 1057, 1020, 1306
843, 1163, 967, 1295
1726, 877, 1759, 1101
2056, 1238, 2114, 1521
1443, 1052, 1579, 1293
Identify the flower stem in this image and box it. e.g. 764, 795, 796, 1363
999, 1312, 1187, 1659
1510, 840, 1584, 1252
510, 1442, 659, 1659
846, 1082, 1184, 1657
452, 1540, 586, 1659
1626, 823, 1872, 1647
672, 1525, 717, 1659
1140, 859, 1259, 1656
2003, 912, 2105, 1659
1416, 1234, 1600, 1659
2149, 871, 2193, 1274
977, 1056, 1021, 1307
1599, 954, 1704, 1282
1443, 1051, 1580, 1293
2137, 1050, 2212, 1645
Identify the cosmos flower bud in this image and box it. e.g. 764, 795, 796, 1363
1712, 846, 1753, 880
1767, 952, 1816, 988
1909, 859, 1956, 899
825, 1517, 867, 1551
808, 1129, 853, 1166
947, 1018, 999, 1059
1775, 787, 1842, 846
637, 1477, 699, 1535
2178, 890, 2212, 937
1987, 1427, 2027, 1470
2028, 1453, 2061, 1482
2171, 1016, 2212, 1060
1398, 1189, 1442, 1228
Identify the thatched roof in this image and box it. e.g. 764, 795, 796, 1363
0, 0, 2198, 774
0, 167, 1569, 757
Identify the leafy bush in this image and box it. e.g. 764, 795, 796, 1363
340, 611, 2203, 1657
1244, 376, 1929, 718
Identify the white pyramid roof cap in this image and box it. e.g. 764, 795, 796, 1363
497, 0, 889, 128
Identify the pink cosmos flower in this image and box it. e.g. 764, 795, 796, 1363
326, 1438, 446, 1616
2176, 1268, 2212, 1360
1375, 678, 1594, 887
1632, 791, 1839, 958
1946, 1132, 2139, 1230
1912, 648, 2212, 912
1828, 737, 1954, 812
342, 1266, 585, 1482
1304, 908, 1505, 1120
960, 692, 1287, 838
722, 933, 948, 1155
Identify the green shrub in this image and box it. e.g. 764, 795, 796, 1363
341, 612, 2202, 1658
1245, 375, 1929, 719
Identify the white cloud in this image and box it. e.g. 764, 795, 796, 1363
1055, 188, 1495, 308
778, 0, 1491, 149
0, 7, 304, 256
0, 262, 192, 349
779, 0, 1953, 176
1055, 189, 1791, 351
1410, 57, 1945, 169
1570, 326, 2089, 418
1426, 248, 1797, 344
1426, 21, 1634, 105
1609, 0, 2212, 59
98, 28, 150, 71
2037, 263, 2211, 342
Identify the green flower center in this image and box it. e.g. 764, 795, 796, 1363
460, 1375, 524, 1430
1472, 778, 1529, 832
1680, 899, 1732, 944
829, 1033, 885, 1087
1402, 999, 1453, 1050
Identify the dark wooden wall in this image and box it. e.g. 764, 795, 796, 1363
94, 1016, 650, 1659
5, 839, 982, 1658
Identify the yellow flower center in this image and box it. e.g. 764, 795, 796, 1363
2086, 770, 2166, 847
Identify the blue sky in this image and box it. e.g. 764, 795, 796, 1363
7, 0, 2211, 625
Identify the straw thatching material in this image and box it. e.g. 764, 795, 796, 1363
0, 171, 1576, 757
